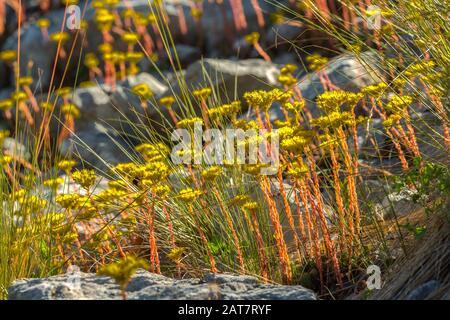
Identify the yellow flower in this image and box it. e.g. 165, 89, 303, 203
98, 256, 148, 289
361, 82, 387, 97
192, 87, 212, 100
0, 50, 17, 62
95, 8, 115, 31
244, 90, 277, 111
230, 194, 250, 207
159, 95, 175, 108
280, 63, 298, 74
306, 53, 329, 71
11, 91, 28, 102
72, 169, 97, 190
56, 86, 72, 97
278, 74, 297, 86
150, 184, 171, 198
284, 100, 304, 113
316, 90, 351, 113
131, 83, 154, 100
18, 76, 33, 87
56, 194, 89, 209
208, 101, 241, 120
178, 188, 202, 203
383, 114, 402, 129
385, 95, 413, 114
176, 117, 203, 129
108, 179, 129, 190
0, 154, 13, 166
201, 166, 223, 181
167, 247, 185, 262
121, 32, 140, 45
57, 159, 77, 173
126, 51, 144, 63
138, 161, 170, 183
310, 111, 353, 129
112, 162, 140, 180
190, 7, 203, 20
50, 32, 70, 43
39, 102, 53, 111
286, 163, 309, 178
84, 53, 99, 68
280, 135, 310, 152
0, 99, 13, 111
61, 103, 81, 118
242, 201, 259, 211
135, 143, 170, 162
43, 177, 64, 190
245, 32, 260, 44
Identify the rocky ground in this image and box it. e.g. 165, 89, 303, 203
8, 271, 316, 300
1, 1, 449, 300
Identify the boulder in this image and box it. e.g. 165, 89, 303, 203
59, 122, 135, 172
8, 269, 317, 300
297, 52, 384, 118
170, 58, 281, 102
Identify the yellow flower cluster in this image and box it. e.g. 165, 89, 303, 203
58, 159, 77, 173
310, 111, 353, 129
306, 53, 329, 71
131, 83, 154, 100
61, 103, 81, 118
178, 188, 202, 203
192, 87, 212, 100
208, 101, 241, 120
176, 117, 204, 129
201, 166, 223, 181
361, 82, 387, 97
43, 177, 64, 190
286, 163, 309, 178
244, 32, 260, 44
244, 89, 281, 111
72, 169, 97, 190
135, 143, 170, 163
385, 95, 413, 114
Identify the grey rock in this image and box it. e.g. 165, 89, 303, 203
297, 52, 384, 118
161, 44, 202, 69
171, 58, 281, 103
59, 122, 135, 173
37, 72, 167, 136
406, 280, 441, 300
2, 137, 30, 160
8, 269, 316, 300
380, 187, 423, 219
267, 22, 305, 51
2, 8, 64, 92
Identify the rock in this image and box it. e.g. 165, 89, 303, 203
8, 269, 317, 300
297, 52, 384, 118
171, 58, 281, 102
59, 122, 135, 172
267, 22, 305, 52
199, 0, 290, 55
380, 187, 423, 219
160, 44, 202, 69
2, 137, 30, 160
32, 72, 167, 137
2, 8, 65, 92
406, 280, 441, 300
